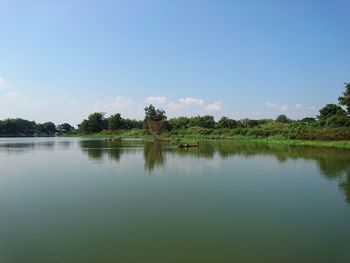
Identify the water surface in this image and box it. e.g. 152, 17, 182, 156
0, 138, 350, 263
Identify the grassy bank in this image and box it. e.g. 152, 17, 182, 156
63, 129, 153, 140
64, 128, 350, 149
171, 135, 350, 149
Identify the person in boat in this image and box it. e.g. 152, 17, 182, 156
179, 142, 199, 148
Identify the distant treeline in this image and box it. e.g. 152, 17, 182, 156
2, 83, 350, 140
0, 119, 75, 137
78, 113, 144, 134
77, 108, 350, 141
77, 83, 350, 141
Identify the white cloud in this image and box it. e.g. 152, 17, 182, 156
113, 96, 132, 110
0, 91, 47, 109
0, 78, 46, 109
265, 101, 289, 111
265, 101, 280, 108
307, 106, 316, 110
167, 101, 187, 111
251, 111, 263, 116
280, 104, 288, 111
179, 97, 204, 105
165, 101, 195, 118
92, 96, 133, 113
67, 100, 80, 108
0, 77, 49, 121
90, 96, 145, 120
0, 78, 10, 90
294, 104, 302, 109
204, 101, 223, 112
166, 97, 204, 117
145, 96, 167, 105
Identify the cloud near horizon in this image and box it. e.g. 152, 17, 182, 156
92, 96, 133, 111
91, 95, 224, 119
145, 96, 167, 105
178, 97, 204, 105
166, 97, 223, 117
264, 101, 319, 119
0, 77, 322, 126
0, 77, 49, 121
204, 101, 223, 112
0, 78, 10, 90
265, 101, 288, 111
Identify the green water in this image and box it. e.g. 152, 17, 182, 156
0, 138, 350, 263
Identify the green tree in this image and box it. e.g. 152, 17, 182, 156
275, 114, 289, 123
108, 113, 123, 130
35, 122, 56, 135
58, 123, 74, 132
144, 105, 167, 121
166, 117, 190, 130
43, 122, 56, 134
217, 117, 238, 129
338, 83, 350, 114
241, 118, 259, 128
318, 104, 346, 120
0, 118, 36, 136
325, 113, 350, 127
190, 115, 215, 129
301, 117, 316, 123
79, 112, 107, 134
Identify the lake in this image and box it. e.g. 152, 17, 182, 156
0, 137, 350, 263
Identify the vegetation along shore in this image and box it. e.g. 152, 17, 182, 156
1, 83, 350, 149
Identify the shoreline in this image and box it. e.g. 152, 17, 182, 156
62, 133, 350, 150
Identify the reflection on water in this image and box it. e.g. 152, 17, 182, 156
1, 138, 349, 203
1, 138, 350, 203
1, 138, 350, 262
0, 140, 56, 160
143, 141, 167, 172
79, 140, 141, 162
77, 140, 350, 204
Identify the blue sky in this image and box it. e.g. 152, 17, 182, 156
0, 0, 349, 125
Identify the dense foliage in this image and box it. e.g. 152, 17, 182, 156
0, 119, 57, 136
77, 84, 350, 140
2, 83, 350, 140
144, 104, 167, 121
78, 112, 143, 134
57, 123, 75, 133
338, 83, 350, 114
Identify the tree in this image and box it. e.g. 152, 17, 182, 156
78, 112, 107, 134
325, 114, 350, 127
338, 83, 350, 114
190, 115, 216, 129
275, 114, 289, 123
241, 118, 259, 128
43, 122, 56, 134
144, 105, 167, 121
35, 122, 56, 135
301, 117, 316, 123
166, 117, 190, 130
58, 123, 74, 133
108, 113, 123, 130
217, 117, 238, 129
0, 118, 36, 136
318, 104, 346, 120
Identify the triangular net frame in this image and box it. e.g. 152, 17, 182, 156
147, 120, 164, 139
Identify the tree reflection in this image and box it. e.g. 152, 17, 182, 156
57, 141, 74, 149
0, 140, 56, 155
79, 140, 122, 161
143, 141, 166, 172
78, 139, 350, 204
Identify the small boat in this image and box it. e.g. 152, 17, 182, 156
178, 142, 200, 148
105, 137, 121, 141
